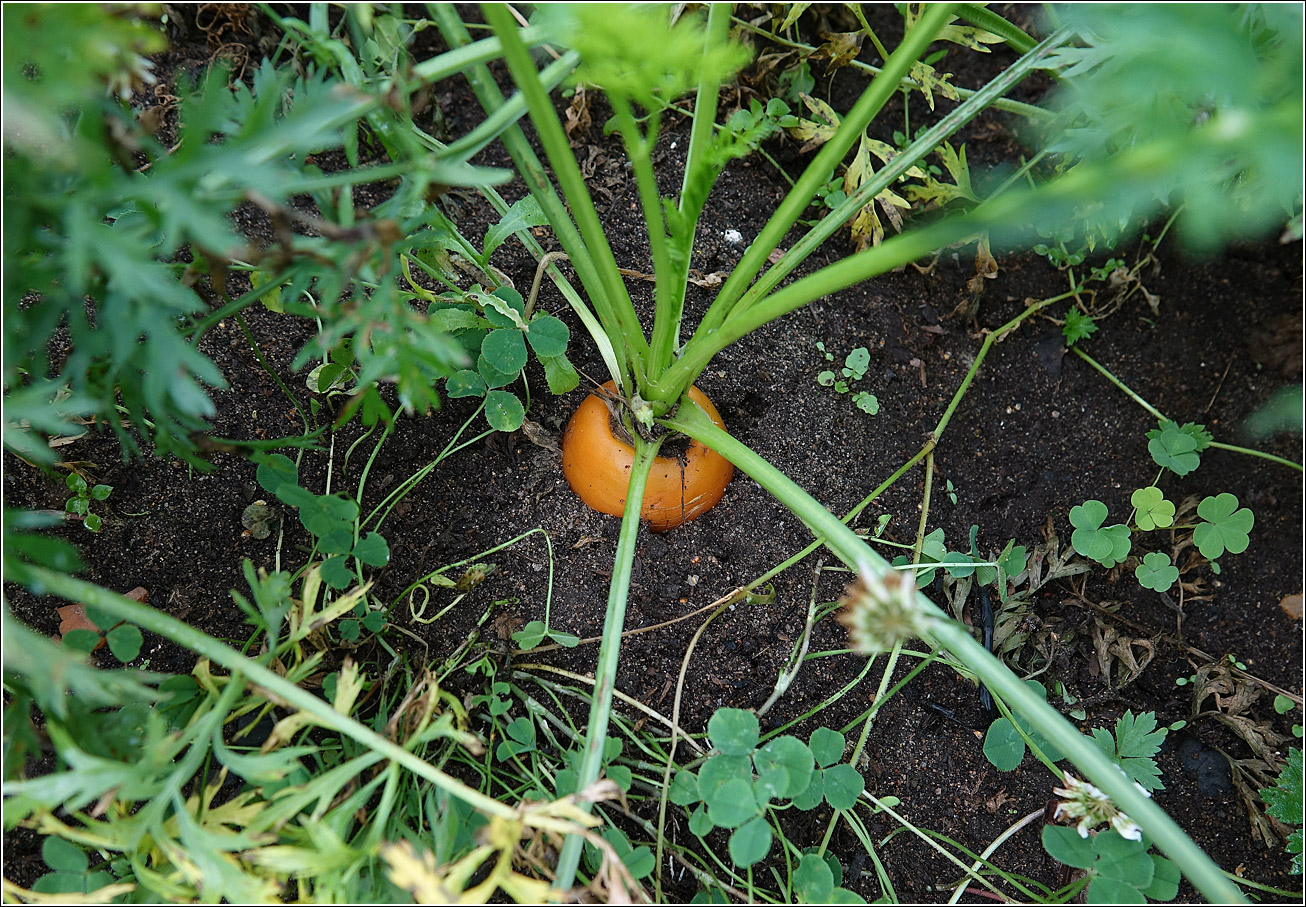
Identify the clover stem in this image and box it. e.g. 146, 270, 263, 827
1072, 346, 1303, 471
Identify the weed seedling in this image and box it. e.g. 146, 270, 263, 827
816, 344, 879, 415
63, 473, 112, 533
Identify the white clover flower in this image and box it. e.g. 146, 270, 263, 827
838, 565, 936, 654
1053, 771, 1145, 841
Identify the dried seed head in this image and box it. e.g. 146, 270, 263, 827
1053, 770, 1150, 841
838, 565, 937, 654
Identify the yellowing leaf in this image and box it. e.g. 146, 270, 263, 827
908, 60, 960, 111
785, 93, 841, 152
816, 31, 864, 69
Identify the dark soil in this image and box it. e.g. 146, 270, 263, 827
5, 5, 1303, 902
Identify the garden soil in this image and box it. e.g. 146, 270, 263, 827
4, 6, 1303, 902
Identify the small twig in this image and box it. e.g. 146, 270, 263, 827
525, 251, 570, 320
1202, 355, 1236, 414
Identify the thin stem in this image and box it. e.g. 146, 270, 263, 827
1071, 346, 1303, 471
662, 402, 1244, 903
655, 597, 731, 900
478, 4, 650, 382
553, 433, 662, 889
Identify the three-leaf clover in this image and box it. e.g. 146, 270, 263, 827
1192, 493, 1254, 559
1135, 552, 1179, 593
1042, 827, 1180, 903
1130, 487, 1174, 531
1070, 500, 1132, 568
1147, 425, 1201, 475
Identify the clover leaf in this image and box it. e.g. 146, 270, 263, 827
1147, 425, 1201, 475
1192, 493, 1254, 559
1130, 486, 1175, 531
1070, 500, 1132, 568
1135, 551, 1179, 593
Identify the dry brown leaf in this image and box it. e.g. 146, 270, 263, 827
1279, 592, 1303, 620
57, 604, 100, 637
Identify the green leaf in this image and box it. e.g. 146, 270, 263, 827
255, 453, 298, 495
707, 777, 759, 829
525, 314, 569, 358
483, 195, 547, 260
105, 625, 143, 663
428, 306, 488, 334
822, 764, 864, 810
669, 769, 700, 806
1070, 501, 1132, 567
1143, 855, 1181, 900
1260, 747, 1303, 834
1042, 824, 1097, 869
753, 736, 814, 800
791, 772, 824, 811
446, 369, 487, 399
84, 606, 115, 632
481, 286, 527, 329
1087, 876, 1146, 904
1193, 493, 1254, 559
843, 347, 870, 379
540, 354, 580, 394
484, 390, 525, 432
512, 620, 548, 651
809, 727, 846, 768
1093, 830, 1154, 887
351, 531, 390, 567
1130, 487, 1174, 530
728, 816, 773, 867
319, 555, 353, 590
62, 629, 101, 653
851, 391, 879, 414
90, 485, 112, 501
1063, 308, 1099, 345
41, 837, 88, 873
317, 527, 354, 556
1092, 710, 1167, 792
1000, 544, 1029, 577
1147, 425, 1200, 475
697, 754, 752, 803
708, 708, 759, 756
82, 513, 102, 532
688, 804, 714, 836
477, 351, 519, 390
794, 853, 835, 903
984, 717, 1026, 771
1134, 551, 1179, 594
31, 871, 91, 895
480, 328, 528, 376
